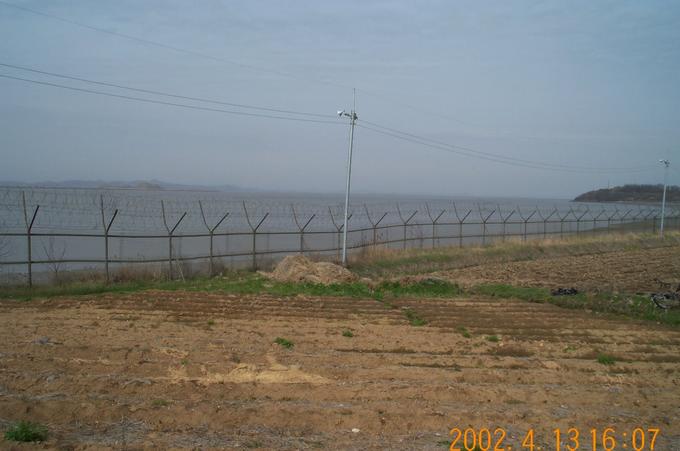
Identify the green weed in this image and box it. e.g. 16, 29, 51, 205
274, 337, 294, 349
456, 326, 471, 338
4, 421, 48, 442
403, 308, 427, 326
597, 353, 616, 365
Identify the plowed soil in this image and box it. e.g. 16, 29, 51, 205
436, 245, 680, 292
1, 249, 680, 449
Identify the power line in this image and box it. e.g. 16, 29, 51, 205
0, 62, 335, 119
2, 0, 660, 148
360, 119, 657, 173
0, 73, 341, 125
357, 123, 656, 174
0, 0, 351, 92
0, 71, 657, 175
0, 2, 664, 175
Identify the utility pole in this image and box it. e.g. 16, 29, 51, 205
659, 159, 670, 237
338, 89, 358, 266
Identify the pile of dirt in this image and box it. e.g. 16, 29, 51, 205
268, 255, 358, 285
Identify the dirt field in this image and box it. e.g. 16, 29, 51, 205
436, 245, 680, 293
1, 249, 680, 449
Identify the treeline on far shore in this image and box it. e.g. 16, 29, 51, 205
574, 184, 680, 203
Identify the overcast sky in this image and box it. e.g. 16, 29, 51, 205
1, 0, 679, 198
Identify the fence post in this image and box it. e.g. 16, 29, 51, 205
100, 194, 118, 285
541, 207, 557, 239
161, 200, 187, 280
364, 204, 388, 247
396, 203, 417, 250
291, 205, 315, 255
425, 203, 445, 249
329, 207, 352, 261
452, 202, 472, 248
619, 209, 634, 232
606, 208, 618, 232
199, 200, 229, 277
558, 208, 571, 239
517, 206, 536, 242
243, 201, 269, 271
498, 205, 515, 242
592, 208, 606, 234
21, 192, 39, 288
636, 209, 654, 232
578, 208, 589, 235
477, 204, 495, 246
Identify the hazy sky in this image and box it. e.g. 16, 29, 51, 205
1, 0, 679, 198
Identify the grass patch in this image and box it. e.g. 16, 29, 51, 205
4, 421, 48, 442
456, 326, 471, 338
486, 335, 500, 342
597, 353, 616, 365
1, 273, 457, 303
342, 329, 354, 338
274, 337, 294, 349
473, 284, 553, 302
377, 278, 462, 297
152, 399, 170, 408
403, 308, 427, 326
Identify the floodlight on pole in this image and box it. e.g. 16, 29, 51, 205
659, 159, 670, 237
338, 89, 357, 266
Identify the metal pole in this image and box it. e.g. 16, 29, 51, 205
660, 159, 670, 237
22, 192, 39, 288
341, 89, 357, 266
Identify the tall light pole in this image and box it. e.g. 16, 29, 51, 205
659, 159, 670, 237
337, 89, 357, 266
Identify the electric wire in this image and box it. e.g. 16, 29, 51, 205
0, 62, 334, 118
0, 73, 341, 125
0, 2, 664, 174
1, 0, 665, 167
357, 123, 656, 174
0, 0, 351, 91
360, 119, 657, 173
0, 71, 657, 174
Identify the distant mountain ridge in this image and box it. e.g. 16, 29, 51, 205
0, 180, 245, 192
574, 184, 680, 203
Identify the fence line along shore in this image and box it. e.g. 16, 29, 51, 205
1, 191, 678, 286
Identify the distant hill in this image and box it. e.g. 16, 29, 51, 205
0, 180, 245, 192
574, 184, 680, 203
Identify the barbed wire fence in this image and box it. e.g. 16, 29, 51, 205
0, 188, 678, 287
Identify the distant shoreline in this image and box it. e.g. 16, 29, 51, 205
574, 184, 679, 204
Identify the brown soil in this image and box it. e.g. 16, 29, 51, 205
1, 247, 680, 449
435, 245, 680, 293
267, 255, 358, 285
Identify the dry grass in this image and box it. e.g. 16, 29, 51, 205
488, 345, 534, 357
349, 231, 680, 278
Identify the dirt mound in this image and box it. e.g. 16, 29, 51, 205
269, 255, 358, 285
